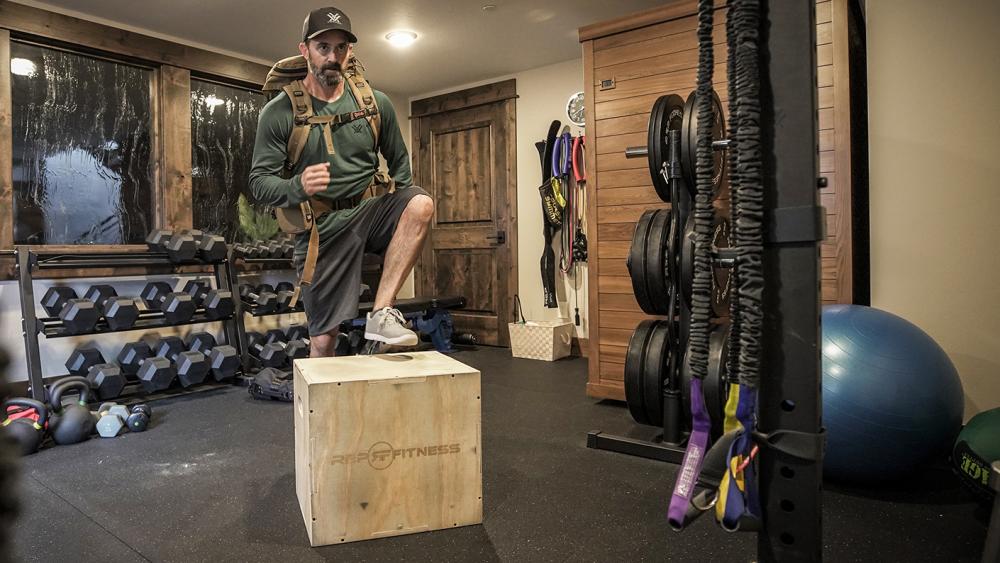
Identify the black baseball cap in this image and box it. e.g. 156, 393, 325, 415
302, 7, 358, 43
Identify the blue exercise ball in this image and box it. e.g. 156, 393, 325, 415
821, 305, 964, 482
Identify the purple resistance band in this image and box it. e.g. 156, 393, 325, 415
667, 378, 711, 529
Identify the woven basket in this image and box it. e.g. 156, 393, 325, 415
507, 295, 573, 361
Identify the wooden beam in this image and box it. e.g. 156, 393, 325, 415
578, 0, 725, 43
0, 2, 269, 85
158, 66, 193, 229
503, 92, 518, 348
583, 39, 603, 388
410, 79, 517, 118
832, 0, 853, 304
0, 30, 12, 257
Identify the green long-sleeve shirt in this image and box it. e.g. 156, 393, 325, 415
249, 86, 412, 241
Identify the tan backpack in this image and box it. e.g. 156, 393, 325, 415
261, 54, 393, 287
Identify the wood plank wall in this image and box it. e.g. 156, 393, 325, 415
581, 0, 851, 400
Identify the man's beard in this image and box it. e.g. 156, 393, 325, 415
311, 62, 343, 88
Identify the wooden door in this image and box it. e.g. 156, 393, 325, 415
411, 80, 517, 346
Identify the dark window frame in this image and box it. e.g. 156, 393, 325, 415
0, 5, 269, 279
9, 37, 158, 246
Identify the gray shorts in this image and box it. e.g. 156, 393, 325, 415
294, 186, 430, 336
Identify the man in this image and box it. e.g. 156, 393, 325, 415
250, 6, 433, 357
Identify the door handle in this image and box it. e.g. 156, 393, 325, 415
486, 230, 506, 245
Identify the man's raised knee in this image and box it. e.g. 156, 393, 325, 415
408, 194, 434, 223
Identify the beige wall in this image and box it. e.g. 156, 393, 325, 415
867, 0, 1000, 418
382, 90, 415, 299
410, 58, 589, 338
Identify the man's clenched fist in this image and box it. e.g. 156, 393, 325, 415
300, 162, 330, 196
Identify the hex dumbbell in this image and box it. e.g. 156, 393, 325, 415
146, 229, 198, 262
180, 229, 228, 262
264, 240, 293, 259
233, 243, 264, 259
95, 403, 131, 438
246, 331, 288, 368
117, 340, 152, 379
262, 329, 307, 363
141, 282, 196, 324
273, 282, 297, 312
40, 286, 100, 334
136, 354, 176, 393
185, 332, 240, 381
280, 325, 312, 361
155, 336, 209, 387
83, 284, 140, 331
239, 284, 278, 314
118, 339, 179, 392
65, 347, 126, 401
182, 280, 235, 320
252, 240, 280, 259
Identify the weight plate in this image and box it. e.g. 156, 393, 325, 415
680, 212, 731, 316
642, 209, 671, 315
624, 320, 657, 425
628, 210, 656, 314
704, 323, 730, 437
647, 94, 687, 202
680, 89, 727, 200
711, 217, 733, 318
642, 321, 672, 424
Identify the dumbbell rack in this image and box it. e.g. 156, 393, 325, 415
8, 248, 245, 402
225, 251, 303, 372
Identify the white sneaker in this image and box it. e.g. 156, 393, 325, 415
364, 307, 418, 346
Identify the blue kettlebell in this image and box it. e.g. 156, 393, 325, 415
48, 376, 96, 445
2, 398, 49, 455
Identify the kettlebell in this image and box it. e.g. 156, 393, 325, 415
48, 376, 96, 445
1, 398, 48, 455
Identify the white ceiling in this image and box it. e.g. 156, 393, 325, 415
14, 0, 666, 98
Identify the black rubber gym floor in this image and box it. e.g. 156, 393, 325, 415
10, 347, 991, 562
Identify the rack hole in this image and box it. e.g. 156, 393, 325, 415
781, 533, 795, 545
780, 499, 795, 512
780, 399, 796, 412
780, 466, 795, 479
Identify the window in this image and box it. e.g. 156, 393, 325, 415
190, 79, 269, 242
10, 41, 154, 245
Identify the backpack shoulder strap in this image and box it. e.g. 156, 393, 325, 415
345, 61, 381, 151
281, 80, 315, 172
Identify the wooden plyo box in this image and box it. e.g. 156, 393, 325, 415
293, 351, 483, 546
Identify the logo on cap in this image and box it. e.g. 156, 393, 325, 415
327, 12, 342, 23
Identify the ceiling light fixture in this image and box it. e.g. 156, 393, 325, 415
11, 58, 37, 77
385, 30, 417, 48
482, 4, 497, 10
